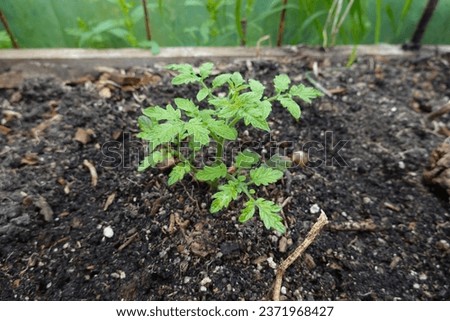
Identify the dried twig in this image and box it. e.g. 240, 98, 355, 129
118, 232, 139, 251
273, 211, 328, 301
0, 10, 19, 48
277, 0, 288, 47
141, 0, 152, 41
305, 73, 332, 97
427, 102, 450, 122
327, 219, 377, 232
83, 159, 98, 187
281, 196, 293, 209
256, 35, 271, 58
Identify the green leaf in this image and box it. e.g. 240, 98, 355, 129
138, 121, 184, 147
249, 79, 265, 99
250, 166, 283, 186
236, 92, 260, 105
212, 73, 232, 88
240, 108, 270, 131
168, 163, 191, 186
185, 118, 210, 146
138, 115, 152, 132
231, 72, 244, 86
274, 74, 291, 93
209, 97, 229, 108
258, 100, 272, 118
143, 105, 181, 121
195, 163, 227, 182
172, 73, 200, 85
138, 151, 164, 171
198, 109, 214, 122
255, 198, 285, 233
199, 62, 214, 79
235, 150, 260, 168
196, 87, 209, 102
166, 63, 194, 74
210, 182, 239, 213
174, 98, 198, 114
207, 120, 237, 140
266, 154, 292, 171
290, 84, 323, 103
279, 97, 301, 120
239, 200, 256, 223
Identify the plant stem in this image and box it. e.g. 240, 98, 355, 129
226, 174, 255, 201
240, 18, 247, 46
141, 0, 152, 41
374, 0, 382, 44
277, 0, 288, 46
410, 0, 439, 48
0, 10, 19, 48
216, 138, 225, 162
267, 95, 280, 103
235, 0, 245, 46
228, 116, 241, 127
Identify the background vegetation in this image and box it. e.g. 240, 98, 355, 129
1, 0, 449, 49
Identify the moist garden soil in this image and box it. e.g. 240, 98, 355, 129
0, 51, 449, 300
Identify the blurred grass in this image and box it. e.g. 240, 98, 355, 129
0, 0, 449, 48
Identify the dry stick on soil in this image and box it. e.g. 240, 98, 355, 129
305, 73, 332, 98
0, 10, 19, 48
272, 211, 328, 301
83, 159, 98, 187
277, 0, 288, 47
141, 0, 152, 41
427, 102, 450, 122
118, 232, 139, 251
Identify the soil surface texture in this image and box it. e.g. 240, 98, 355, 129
0, 51, 449, 300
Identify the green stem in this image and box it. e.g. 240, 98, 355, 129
226, 173, 255, 201
216, 137, 226, 162
235, 0, 244, 45
200, 80, 217, 100
266, 94, 280, 102
228, 116, 240, 127
172, 149, 198, 174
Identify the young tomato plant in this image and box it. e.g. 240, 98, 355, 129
137, 63, 322, 233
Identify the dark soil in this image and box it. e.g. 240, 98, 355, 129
0, 52, 449, 301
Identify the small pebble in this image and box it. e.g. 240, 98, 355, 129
200, 286, 207, 292
183, 277, 191, 284
310, 204, 320, 214
281, 286, 287, 295
398, 161, 405, 169
267, 257, 277, 269
436, 240, 450, 251
200, 276, 212, 286
413, 283, 420, 289
363, 197, 372, 204
103, 226, 114, 238
419, 273, 427, 281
